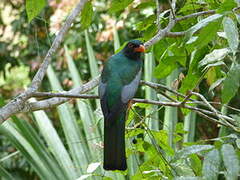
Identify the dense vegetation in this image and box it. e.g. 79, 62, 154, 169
0, 0, 240, 179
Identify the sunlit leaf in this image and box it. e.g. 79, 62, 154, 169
202, 149, 220, 180
109, 0, 134, 13
174, 145, 214, 161
186, 18, 222, 51
198, 48, 229, 67
87, 162, 101, 173
217, 0, 237, 13
81, 2, 93, 30
26, 0, 46, 22
76, 174, 92, 180
184, 14, 223, 43
209, 78, 224, 91
222, 64, 240, 103
221, 144, 240, 180
223, 17, 239, 54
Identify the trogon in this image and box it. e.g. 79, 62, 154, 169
98, 40, 145, 170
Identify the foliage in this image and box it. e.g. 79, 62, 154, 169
0, 0, 240, 179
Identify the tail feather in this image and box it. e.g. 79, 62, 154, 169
104, 112, 127, 171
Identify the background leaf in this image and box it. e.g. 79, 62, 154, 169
81, 2, 93, 30
202, 149, 220, 180
109, 0, 134, 13
25, 0, 46, 22
222, 17, 239, 54
221, 144, 240, 180
221, 64, 240, 103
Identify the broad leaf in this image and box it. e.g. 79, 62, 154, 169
222, 64, 240, 103
217, 0, 237, 13
223, 17, 239, 54
154, 56, 178, 79
26, 0, 46, 22
186, 18, 222, 51
209, 78, 224, 91
109, 0, 134, 13
180, 48, 208, 94
174, 145, 214, 161
184, 14, 223, 43
202, 149, 221, 180
221, 144, 240, 180
199, 48, 229, 67
81, 2, 93, 30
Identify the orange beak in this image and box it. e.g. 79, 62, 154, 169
134, 45, 145, 52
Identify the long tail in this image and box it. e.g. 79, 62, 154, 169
103, 111, 127, 171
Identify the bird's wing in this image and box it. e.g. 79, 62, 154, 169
99, 79, 106, 99
121, 69, 142, 103
105, 69, 142, 125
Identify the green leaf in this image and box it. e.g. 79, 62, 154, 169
209, 78, 224, 91
222, 64, 240, 103
175, 177, 199, 180
76, 174, 92, 180
217, 0, 237, 13
25, 0, 46, 22
86, 162, 101, 173
202, 149, 221, 180
221, 144, 240, 180
154, 56, 179, 79
174, 145, 214, 161
0, 164, 14, 179
186, 18, 222, 51
179, 48, 208, 94
65, 45, 101, 162
135, 15, 155, 31
198, 48, 229, 67
81, 2, 93, 30
47, 65, 90, 172
179, 73, 200, 94
184, 14, 223, 44
0, 118, 66, 180
189, 154, 202, 176
109, 0, 134, 13
32, 103, 77, 179
143, 24, 157, 41
223, 17, 239, 54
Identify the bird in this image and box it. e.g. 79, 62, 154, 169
98, 39, 145, 171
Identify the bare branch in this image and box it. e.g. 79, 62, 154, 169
32, 92, 99, 99
29, 0, 88, 91
21, 76, 99, 112
15, 88, 239, 132
1, 4, 239, 125
0, 0, 88, 122
144, 12, 176, 48
176, 10, 216, 22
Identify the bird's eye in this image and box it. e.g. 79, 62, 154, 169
128, 43, 134, 48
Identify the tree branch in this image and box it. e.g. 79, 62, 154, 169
16, 90, 239, 132
0, 0, 88, 122
21, 76, 99, 112
0, 3, 239, 126
29, 0, 88, 92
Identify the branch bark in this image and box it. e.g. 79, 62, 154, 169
17, 90, 239, 132
0, 0, 88, 123
0, 3, 237, 127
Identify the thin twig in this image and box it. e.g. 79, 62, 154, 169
176, 10, 216, 22
0, 0, 88, 122
32, 92, 99, 99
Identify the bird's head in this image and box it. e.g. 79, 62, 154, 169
122, 40, 145, 60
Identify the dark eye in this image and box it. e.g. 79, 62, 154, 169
128, 43, 134, 48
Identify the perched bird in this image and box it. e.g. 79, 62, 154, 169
98, 40, 145, 170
